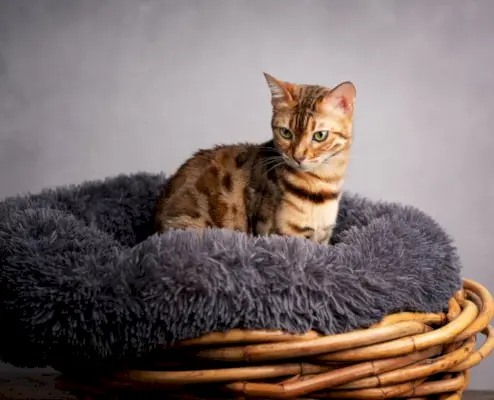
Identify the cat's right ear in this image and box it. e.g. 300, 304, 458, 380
263, 73, 295, 107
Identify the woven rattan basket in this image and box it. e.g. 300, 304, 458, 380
56, 279, 493, 399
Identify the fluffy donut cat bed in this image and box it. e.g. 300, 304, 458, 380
0, 172, 492, 399
0, 171, 461, 365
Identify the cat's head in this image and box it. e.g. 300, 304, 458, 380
264, 73, 356, 172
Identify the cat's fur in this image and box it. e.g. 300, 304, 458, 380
155, 73, 356, 243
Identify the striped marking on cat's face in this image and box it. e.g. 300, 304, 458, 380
264, 73, 356, 172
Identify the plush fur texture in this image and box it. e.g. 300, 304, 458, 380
0, 172, 462, 368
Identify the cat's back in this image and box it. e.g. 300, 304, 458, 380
155, 143, 259, 232
162, 143, 258, 195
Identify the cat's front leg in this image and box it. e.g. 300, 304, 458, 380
274, 218, 316, 241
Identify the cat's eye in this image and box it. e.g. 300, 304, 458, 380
313, 130, 329, 142
279, 128, 293, 140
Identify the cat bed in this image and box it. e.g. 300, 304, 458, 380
0, 172, 492, 399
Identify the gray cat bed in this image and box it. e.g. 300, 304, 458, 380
0, 172, 461, 369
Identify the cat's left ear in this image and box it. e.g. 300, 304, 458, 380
320, 81, 356, 116
263, 72, 296, 107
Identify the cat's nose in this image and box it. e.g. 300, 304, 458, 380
294, 155, 306, 165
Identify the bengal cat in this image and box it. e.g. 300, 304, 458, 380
154, 73, 356, 244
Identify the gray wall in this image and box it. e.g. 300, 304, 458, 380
1, 0, 493, 390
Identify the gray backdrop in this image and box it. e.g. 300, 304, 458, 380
1, 0, 493, 390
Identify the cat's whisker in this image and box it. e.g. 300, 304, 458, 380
257, 146, 279, 151
257, 158, 283, 170
258, 154, 283, 161
262, 161, 285, 178
263, 159, 285, 170
256, 155, 284, 166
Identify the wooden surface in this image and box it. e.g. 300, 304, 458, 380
0, 369, 492, 399
0, 370, 74, 400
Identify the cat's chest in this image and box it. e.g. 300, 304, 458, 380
278, 197, 340, 242
302, 201, 339, 235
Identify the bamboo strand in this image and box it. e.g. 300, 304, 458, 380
110, 363, 329, 386
330, 345, 443, 390
370, 312, 446, 328
454, 279, 494, 341
317, 300, 478, 362
174, 329, 322, 347
447, 325, 494, 372
222, 347, 444, 398
196, 321, 429, 363
399, 373, 465, 397
313, 379, 427, 399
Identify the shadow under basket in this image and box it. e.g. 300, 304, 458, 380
56, 279, 494, 400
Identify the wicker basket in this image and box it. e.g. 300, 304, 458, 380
56, 279, 494, 399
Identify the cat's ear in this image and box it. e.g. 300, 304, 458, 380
320, 81, 356, 117
263, 72, 296, 107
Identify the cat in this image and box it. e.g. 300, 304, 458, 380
154, 73, 356, 244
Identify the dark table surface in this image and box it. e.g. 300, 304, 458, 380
0, 368, 492, 399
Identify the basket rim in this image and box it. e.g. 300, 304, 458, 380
55, 278, 494, 399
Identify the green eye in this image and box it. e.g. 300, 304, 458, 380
279, 128, 293, 140
313, 130, 329, 142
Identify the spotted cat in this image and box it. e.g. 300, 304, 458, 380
155, 73, 356, 243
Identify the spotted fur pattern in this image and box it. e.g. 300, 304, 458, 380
155, 73, 356, 243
